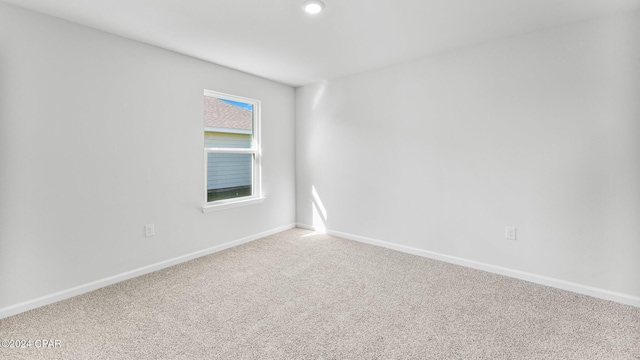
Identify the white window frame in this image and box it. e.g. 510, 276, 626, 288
202, 90, 264, 213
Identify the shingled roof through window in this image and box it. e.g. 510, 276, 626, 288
204, 97, 252, 131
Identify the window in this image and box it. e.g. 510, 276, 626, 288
202, 90, 263, 212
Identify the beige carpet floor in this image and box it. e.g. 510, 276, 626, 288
1, 228, 639, 359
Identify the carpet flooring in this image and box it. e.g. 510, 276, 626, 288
1, 228, 639, 359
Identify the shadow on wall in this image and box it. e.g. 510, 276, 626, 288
0, 60, 5, 196
0, 59, 8, 295
311, 185, 327, 232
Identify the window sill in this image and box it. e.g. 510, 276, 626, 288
202, 196, 265, 213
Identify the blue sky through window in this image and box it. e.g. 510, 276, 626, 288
220, 99, 253, 111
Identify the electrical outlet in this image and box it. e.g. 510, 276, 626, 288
145, 224, 155, 237
505, 226, 516, 240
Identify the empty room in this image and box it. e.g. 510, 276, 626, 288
1, 0, 639, 358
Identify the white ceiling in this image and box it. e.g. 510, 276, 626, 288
3, 0, 640, 86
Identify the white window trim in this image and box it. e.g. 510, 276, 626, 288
202, 90, 263, 213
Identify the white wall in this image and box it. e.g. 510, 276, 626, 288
296, 12, 640, 300
0, 3, 295, 311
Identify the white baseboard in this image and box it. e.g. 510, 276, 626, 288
296, 223, 640, 308
0, 223, 296, 320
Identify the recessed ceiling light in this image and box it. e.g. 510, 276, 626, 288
302, 0, 325, 15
